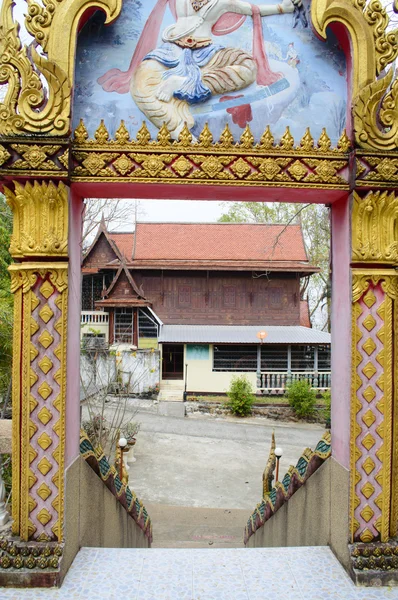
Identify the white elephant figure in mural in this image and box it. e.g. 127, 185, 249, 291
98, 0, 303, 138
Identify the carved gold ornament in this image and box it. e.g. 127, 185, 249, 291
352, 191, 398, 265
9, 263, 68, 542
71, 120, 350, 189
4, 181, 68, 258
350, 271, 395, 543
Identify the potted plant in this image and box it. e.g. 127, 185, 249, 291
121, 421, 140, 462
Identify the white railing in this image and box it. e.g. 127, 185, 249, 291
258, 371, 331, 393
81, 311, 109, 325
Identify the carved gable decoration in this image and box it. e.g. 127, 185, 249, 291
83, 232, 120, 268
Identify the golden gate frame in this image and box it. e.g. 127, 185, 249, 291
0, 0, 398, 587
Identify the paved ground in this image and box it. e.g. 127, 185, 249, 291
128, 409, 325, 511
147, 504, 249, 548
2, 546, 398, 599
82, 399, 325, 547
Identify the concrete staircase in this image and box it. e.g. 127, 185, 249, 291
146, 503, 248, 548
158, 379, 185, 401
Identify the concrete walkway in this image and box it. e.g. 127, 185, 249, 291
129, 411, 324, 511
1, 546, 397, 599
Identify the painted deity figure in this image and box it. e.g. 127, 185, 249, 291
98, 0, 300, 137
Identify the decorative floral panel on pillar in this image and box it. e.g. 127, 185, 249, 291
9, 265, 68, 542
351, 274, 397, 544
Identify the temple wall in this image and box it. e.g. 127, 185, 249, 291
246, 460, 331, 548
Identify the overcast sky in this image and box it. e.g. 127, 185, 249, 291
136, 199, 224, 223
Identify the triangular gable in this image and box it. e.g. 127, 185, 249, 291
104, 264, 146, 300
82, 217, 123, 267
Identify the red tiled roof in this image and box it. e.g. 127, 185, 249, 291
134, 223, 308, 262
108, 223, 309, 262
300, 300, 312, 328
108, 232, 135, 259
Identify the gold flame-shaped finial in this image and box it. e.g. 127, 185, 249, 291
136, 122, 151, 146
199, 123, 213, 147
280, 126, 295, 150
74, 119, 88, 144
157, 123, 171, 146
115, 120, 130, 145
300, 127, 314, 151
95, 120, 109, 144
260, 125, 274, 149
240, 124, 254, 149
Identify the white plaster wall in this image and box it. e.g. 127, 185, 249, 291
119, 350, 160, 394
80, 352, 117, 396
184, 345, 257, 394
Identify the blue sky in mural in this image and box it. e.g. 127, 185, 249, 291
73, 0, 347, 144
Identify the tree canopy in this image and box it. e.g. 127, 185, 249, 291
218, 202, 330, 331
0, 194, 13, 405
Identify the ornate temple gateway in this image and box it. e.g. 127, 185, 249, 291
0, 0, 397, 588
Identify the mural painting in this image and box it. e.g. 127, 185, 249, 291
73, 0, 347, 143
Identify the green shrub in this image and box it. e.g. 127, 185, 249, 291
322, 390, 331, 428
286, 378, 316, 419
226, 375, 255, 417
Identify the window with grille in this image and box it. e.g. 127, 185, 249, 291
213, 345, 257, 372
291, 345, 315, 371
114, 308, 133, 343
318, 345, 331, 370
261, 345, 288, 371
138, 311, 158, 338
81, 274, 112, 310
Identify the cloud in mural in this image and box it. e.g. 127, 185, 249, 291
73, 0, 347, 143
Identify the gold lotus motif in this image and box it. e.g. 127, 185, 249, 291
259, 158, 281, 180
362, 456, 376, 475
288, 160, 308, 181
361, 481, 376, 499
359, 528, 374, 542
37, 432, 53, 450
38, 381, 52, 400
230, 158, 251, 179
37, 406, 52, 425
113, 154, 133, 175
37, 508, 52, 526
362, 361, 377, 379
39, 304, 54, 324
201, 156, 223, 178
37, 483, 52, 501
40, 280, 54, 299
363, 289, 377, 308
363, 385, 376, 403
38, 330, 54, 349
362, 409, 376, 427
362, 338, 377, 356
82, 153, 107, 175
361, 432, 376, 450
142, 155, 164, 177
173, 156, 192, 177
360, 505, 375, 522
38, 356, 53, 375
37, 457, 52, 476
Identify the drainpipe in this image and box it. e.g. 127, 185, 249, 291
314, 346, 319, 389
183, 363, 188, 401
287, 345, 292, 391
256, 344, 261, 392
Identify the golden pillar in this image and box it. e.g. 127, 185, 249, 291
5, 181, 68, 542
350, 191, 398, 546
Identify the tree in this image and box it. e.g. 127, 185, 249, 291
218, 202, 330, 331
82, 199, 141, 250
0, 194, 13, 415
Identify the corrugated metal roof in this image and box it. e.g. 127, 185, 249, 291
159, 325, 331, 345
